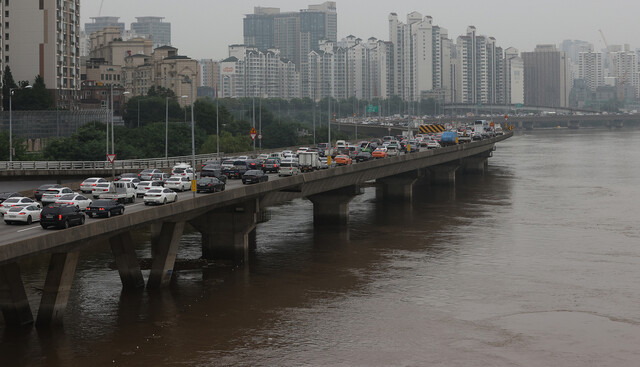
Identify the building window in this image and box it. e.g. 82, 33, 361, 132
4, 44, 7, 51
4, 33, 7, 40
4, 56, 8, 63
5, 11, 8, 17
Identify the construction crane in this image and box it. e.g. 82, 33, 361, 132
599, 29, 625, 103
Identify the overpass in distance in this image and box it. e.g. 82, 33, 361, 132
0, 133, 511, 329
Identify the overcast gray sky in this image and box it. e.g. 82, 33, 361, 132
82, 0, 637, 60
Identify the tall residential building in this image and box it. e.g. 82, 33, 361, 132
560, 40, 593, 63
131, 17, 171, 49
243, 2, 337, 69
610, 51, 639, 100
578, 52, 604, 91
199, 59, 220, 90
522, 45, 570, 107
388, 12, 451, 102
89, 27, 153, 67
503, 47, 524, 105
219, 45, 299, 99
3, 0, 80, 108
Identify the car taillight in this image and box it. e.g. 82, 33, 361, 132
55, 195, 61, 197
18, 213, 25, 215
274, 164, 278, 167
91, 183, 97, 186
99, 208, 105, 211
58, 214, 62, 220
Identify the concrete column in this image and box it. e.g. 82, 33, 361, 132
461, 156, 488, 174
147, 221, 185, 289
376, 170, 423, 201
429, 164, 459, 185
307, 186, 361, 226
190, 200, 258, 262
0, 262, 34, 327
36, 252, 80, 327
109, 232, 145, 289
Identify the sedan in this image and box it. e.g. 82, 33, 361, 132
427, 140, 441, 149
139, 169, 164, 181
136, 181, 164, 198
55, 194, 92, 210
34, 184, 61, 201
372, 148, 388, 159
0, 197, 38, 215
85, 199, 125, 218
355, 151, 372, 163
242, 170, 269, 184
196, 177, 226, 193
144, 188, 178, 205
4, 205, 42, 225
118, 177, 141, 188
41, 187, 75, 205
334, 155, 352, 166
0, 192, 21, 204
164, 176, 191, 192
91, 182, 113, 198
80, 177, 108, 193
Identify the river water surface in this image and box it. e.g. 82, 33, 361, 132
2, 128, 640, 366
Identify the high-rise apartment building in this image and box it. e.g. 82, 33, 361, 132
610, 51, 639, 100
503, 47, 524, 105
388, 12, 452, 102
199, 59, 220, 90
243, 2, 337, 69
85, 16, 125, 36
131, 17, 171, 49
522, 45, 570, 107
2, 0, 80, 108
578, 52, 604, 91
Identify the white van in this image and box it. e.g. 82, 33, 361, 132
278, 160, 300, 176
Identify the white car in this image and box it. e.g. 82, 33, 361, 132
41, 187, 75, 205
427, 140, 441, 149
136, 181, 164, 197
80, 177, 108, 193
164, 176, 191, 192
118, 177, 141, 188
171, 167, 195, 180
235, 156, 250, 161
4, 205, 42, 225
91, 182, 113, 198
143, 188, 178, 205
55, 194, 92, 210
0, 197, 39, 215
278, 160, 300, 176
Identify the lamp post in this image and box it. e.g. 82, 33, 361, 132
165, 96, 169, 160
182, 95, 188, 123
216, 84, 220, 158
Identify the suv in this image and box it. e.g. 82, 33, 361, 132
40, 204, 85, 229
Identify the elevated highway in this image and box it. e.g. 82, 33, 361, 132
0, 133, 511, 328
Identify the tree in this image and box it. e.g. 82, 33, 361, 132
0, 131, 27, 161
2, 66, 18, 111
14, 75, 54, 110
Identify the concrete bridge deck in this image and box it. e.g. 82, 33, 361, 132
0, 133, 511, 328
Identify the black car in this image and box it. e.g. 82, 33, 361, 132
242, 170, 268, 184
223, 160, 250, 179
196, 177, 226, 193
262, 158, 281, 173
0, 192, 22, 204
246, 159, 260, 170
355, 151, 372, 163
200, 166, 227, 183
85, 199, 125, 218
40, 204, 85, 229
33, 184, 61, 201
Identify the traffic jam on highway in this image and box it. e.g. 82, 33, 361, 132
0, 120, 504, 231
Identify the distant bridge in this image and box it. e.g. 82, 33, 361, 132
442, 104, 597, 115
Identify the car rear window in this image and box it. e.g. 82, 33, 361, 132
3, 198, 20, 204
147, 189, 162, 193
92, 200, 113, 206
60, 194, 75, 200
84, 178, 98, 183
8, 207, 24, 213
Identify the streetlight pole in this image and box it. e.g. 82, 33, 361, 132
9, 88, 14, 163
252, 87, 256, 151
183, 76, 196, 198
216, 84, 220, 158
259, 88, 262, 151
165, 96, 169, 160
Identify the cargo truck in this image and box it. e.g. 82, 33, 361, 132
298, 151, 320, 172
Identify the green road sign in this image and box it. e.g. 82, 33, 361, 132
516, 103, 523, 108
366, 105, 378, 113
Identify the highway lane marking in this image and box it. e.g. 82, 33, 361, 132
17, 225, 41, 232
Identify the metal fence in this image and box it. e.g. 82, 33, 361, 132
0, 110, 111, 139
0, 152, 224, 171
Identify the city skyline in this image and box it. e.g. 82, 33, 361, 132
82, 0, 638, 60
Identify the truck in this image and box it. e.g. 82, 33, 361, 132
298, 151, 320, 172
474, 120, 486, 134
99, 181, 137, 204
440, 131, 459, 146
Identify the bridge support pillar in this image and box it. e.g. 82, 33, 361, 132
376, 170, 423, 201
308, 186, 361, 226
429, 164, 459, 185
461, 156, 488, 174
36, 252, 79, 327
147, 221, 185, 289
190, 199, 258, 262
0, 262, 33, 327
110, 232, 145, 289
